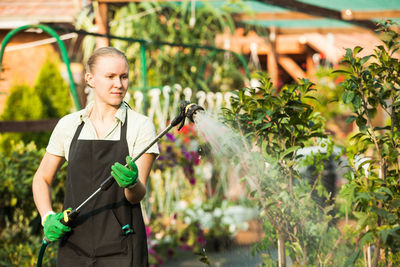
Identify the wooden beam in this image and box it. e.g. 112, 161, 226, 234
341, 10, 400, 20
276, 36, 306, 54
260, 0, 377, 30
232, 11, 318, 21
0, 119, 59, 133
278, 55, 307, 81
215, 30, 307, 55
98, 0, 199, 2
306, 47, 315, 77
267, 27, 279, 86
274, 26, 368, 34
96, 2, 109, 48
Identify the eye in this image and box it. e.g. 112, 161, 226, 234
121, 75, 128, 80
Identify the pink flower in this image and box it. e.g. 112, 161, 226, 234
146, 226, 151, 237
197, 236, 206, 246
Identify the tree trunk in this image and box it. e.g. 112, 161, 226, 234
278, 232, 286, 267
371, 243, 380, 267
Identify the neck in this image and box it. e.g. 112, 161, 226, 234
90, 101, 120, 122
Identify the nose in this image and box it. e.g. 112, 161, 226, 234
114, 77, 123, 88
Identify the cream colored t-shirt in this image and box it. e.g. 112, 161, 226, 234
46, 102, 159, 161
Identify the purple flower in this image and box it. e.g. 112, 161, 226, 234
179, 244, 193, 251
189, 178, 196, 185
166, 133, 176, 142
190, 151, 200, 165
183, 151, 191, 161
167, 248, 174, 258
166, 146, 173, 154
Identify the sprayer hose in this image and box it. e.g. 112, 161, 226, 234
37, 239, 49, 267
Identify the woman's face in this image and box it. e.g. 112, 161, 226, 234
86, 55, 129, 107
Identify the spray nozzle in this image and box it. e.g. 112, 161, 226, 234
184, 102, 205, 122
170, 101, 205, 130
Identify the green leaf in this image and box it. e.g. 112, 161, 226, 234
360, 231, 374, 246
377, 187, 393, 197
353, 46, 364, 56
391, 100, 400, 107
279, 146, 301, 160
342, 91, 355, 104
332, 69, 351, 75
373, 126, 390, 131
356, 116, 367, 128
345, 115, 357, 124
367, 108, 377, 119
355, 192, 371, 202
360, 55, 371, 65
391, 199, 400, 208
350, 132, 366, 142
381, 229, 390, 244
353, 95, 362, 109
344, 247, 361, 267
344, 48, 353, 60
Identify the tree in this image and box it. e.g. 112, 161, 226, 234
337, 21, 400, 266
222, 75, 344, 266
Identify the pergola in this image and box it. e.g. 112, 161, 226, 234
216, 0, 400, 84
94, 0, 400, 85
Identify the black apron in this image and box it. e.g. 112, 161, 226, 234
57, 112, 149, 267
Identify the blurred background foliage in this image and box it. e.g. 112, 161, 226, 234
0, 55, 72, 153
76, 1, 246, 94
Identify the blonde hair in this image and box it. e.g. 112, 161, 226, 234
85, 47, 128, 73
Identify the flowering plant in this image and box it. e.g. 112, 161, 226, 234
146, 211, 207, 267
153, 124, 202, 185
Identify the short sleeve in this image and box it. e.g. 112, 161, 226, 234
132, 118, 159, 156
46, 117, 67, 158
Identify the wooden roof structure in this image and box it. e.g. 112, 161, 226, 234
213, 0, 400, 85
93, 0, 400, 85
0, 0, 82, 28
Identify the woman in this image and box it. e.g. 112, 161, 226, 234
32, 47, 158, 266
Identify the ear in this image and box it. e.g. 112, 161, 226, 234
85, 72, 95, 88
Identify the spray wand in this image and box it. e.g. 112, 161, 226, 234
37, 101, 204, 267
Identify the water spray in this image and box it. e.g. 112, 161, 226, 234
37, 101, 204, 267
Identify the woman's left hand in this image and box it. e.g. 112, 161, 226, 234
111, 156, 139, 188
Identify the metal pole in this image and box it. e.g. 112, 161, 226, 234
72, 122, 175, 215
140, 42, 148, 114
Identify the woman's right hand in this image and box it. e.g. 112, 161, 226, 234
43, 210, 72, 242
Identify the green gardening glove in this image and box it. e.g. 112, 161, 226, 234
43, 209, 72, 242
111, 156, 139, 188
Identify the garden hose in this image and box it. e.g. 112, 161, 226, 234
37, 239, 49, 267
36, 101, 204, 266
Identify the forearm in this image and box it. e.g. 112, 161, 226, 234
32, 174, 54, 217
32, 152, 64, 219
123, 153, 155, 204
124, 180, 146, 204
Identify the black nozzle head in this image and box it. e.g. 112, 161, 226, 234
184, 103, 205, 122
171, 101, 205, 129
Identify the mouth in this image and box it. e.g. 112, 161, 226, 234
110, 92, 124, 96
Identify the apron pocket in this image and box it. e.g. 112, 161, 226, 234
95, 235, 130, 257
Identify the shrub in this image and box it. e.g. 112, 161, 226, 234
0, 141, 66, 266
0, 57, 72, 151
